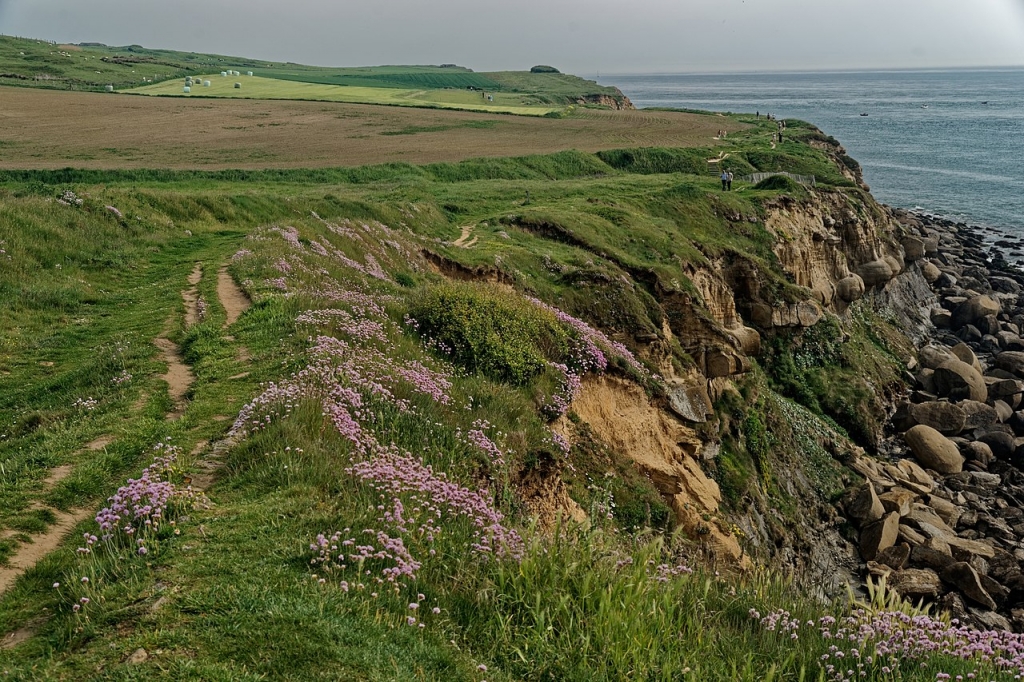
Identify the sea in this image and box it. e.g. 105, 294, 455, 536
599, 69, 1024, 241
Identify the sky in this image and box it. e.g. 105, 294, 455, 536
1, 0, 1023, 74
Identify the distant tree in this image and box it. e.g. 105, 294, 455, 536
530, 65, 560, 74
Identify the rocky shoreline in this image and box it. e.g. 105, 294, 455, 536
844, 207, 1024, 631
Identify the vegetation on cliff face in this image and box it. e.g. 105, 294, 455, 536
1, 119, 1010, 679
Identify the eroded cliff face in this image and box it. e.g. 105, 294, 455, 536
573, 93, 635, 110
554, 184, 930, 589
562, 374, 748, 566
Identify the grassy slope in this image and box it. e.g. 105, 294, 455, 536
0, 35, 623, 112
0, 129, 995, 680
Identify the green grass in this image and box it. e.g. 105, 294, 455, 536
0, 138, 984, 680
126, 74, 563, 115
0, 34, 625, 113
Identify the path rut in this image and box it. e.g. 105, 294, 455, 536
0, 508, 92, 594
217, 265, 250, 327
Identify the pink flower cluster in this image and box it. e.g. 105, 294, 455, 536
296, 309, 388, 343
653, 563, 693, 582
542, 362, 583, 419
348, 446, 523, 559
527, 297, 648, 377
231, 335, 453, 446
465, 419, 505, 467
270, 225, 304, 250
756, 608, 1024, 681
311, 528, 421, 585
231, 248, 253, 261
550, 431, 570, 456
85, 442, 204, 556
522, 298, 650, 418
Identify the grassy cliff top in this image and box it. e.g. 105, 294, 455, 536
0, 34, 626, 112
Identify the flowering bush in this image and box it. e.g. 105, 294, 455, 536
83, 442, 206, 557
756, 607, 1024, 681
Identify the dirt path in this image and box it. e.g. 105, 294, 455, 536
182, 263, 203, 327
454, 225, 472, 244
154, 337, 193, 420
707, 152, 731, 163
453, 225, 476, 248
217, 265, 250, 327
0, 263, 215, 612
0, 508, 92, 594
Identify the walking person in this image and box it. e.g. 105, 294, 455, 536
721, 169, 729, 191
727, 171, 734, 191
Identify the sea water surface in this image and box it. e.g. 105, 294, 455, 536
600, 69, 1024, 237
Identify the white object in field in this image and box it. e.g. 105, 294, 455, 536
204, 80, 211, 87
104, 84, 114, 92
221, 71, 228, 77
247, 71, 253, 76
183, 86, 191, 93
234, 82, 241, 89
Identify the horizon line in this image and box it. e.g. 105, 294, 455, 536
590, 64, 1024, 78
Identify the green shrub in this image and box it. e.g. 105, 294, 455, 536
530, 65, 560, 74
753, 174, 803, 193
410, 282, 568, 385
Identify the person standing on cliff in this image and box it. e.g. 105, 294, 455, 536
721, 169, 729, 191
727, 171, 734, 191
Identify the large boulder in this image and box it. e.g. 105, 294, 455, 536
890, 568, 943, 600
977, 430, 1016, 460
836, 275, 865, 303
933, 360, 988, 402
921, 261, 942, 283
988, 378, 1024, 409
876, 543, 911, 570
941, 562, 997, 610
919, 345, 955, 370
904, 425, 964, 474
879, 489, 917, 517
951, 295, 1001, 330
905, 401, 967, 436
857, 259, 894, 288
994, 351, 1024, 378
959, 400, 999, 430
846, 483, 884, 527
901, 236, 926, 261
860, 512, 901, 561
950, 342, 983, 374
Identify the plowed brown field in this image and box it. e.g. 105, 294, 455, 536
0, 87, 743, 169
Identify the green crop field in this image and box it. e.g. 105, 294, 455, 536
253, 65, 503, 91
125, 74, 563, 115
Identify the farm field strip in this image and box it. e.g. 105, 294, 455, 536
0, 87, 740, 170
126, 74, 560, 116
